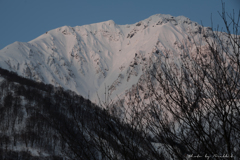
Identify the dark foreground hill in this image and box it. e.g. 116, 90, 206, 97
0, 67, 165, 160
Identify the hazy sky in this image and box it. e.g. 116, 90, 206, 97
0, 0, 239, 50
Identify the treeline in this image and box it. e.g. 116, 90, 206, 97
0, 67, 54, 92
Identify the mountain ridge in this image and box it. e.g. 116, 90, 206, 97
0, 14, 209, 101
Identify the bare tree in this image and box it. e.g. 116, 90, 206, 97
144, 3, 240, 159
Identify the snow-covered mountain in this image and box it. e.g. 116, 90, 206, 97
0, 14, 211, 101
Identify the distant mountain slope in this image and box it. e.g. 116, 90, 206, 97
0, 14, 212, 101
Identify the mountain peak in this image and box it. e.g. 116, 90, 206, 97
0, 14, 209, 101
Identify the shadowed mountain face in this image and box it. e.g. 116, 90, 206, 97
0, 14, 211, 102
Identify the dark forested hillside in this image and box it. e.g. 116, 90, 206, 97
0, 67, 164, 160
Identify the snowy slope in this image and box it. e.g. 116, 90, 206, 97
0, 14, 211, 101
